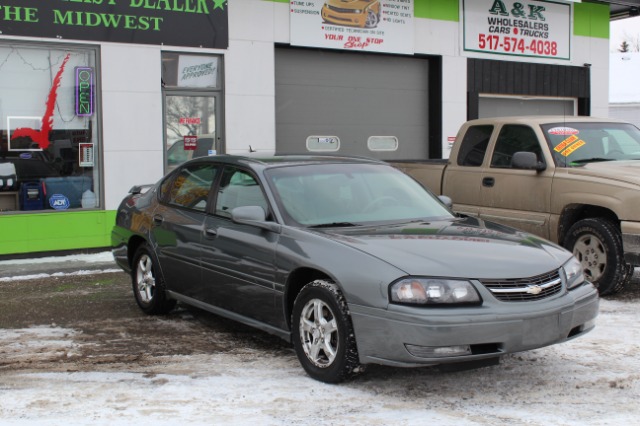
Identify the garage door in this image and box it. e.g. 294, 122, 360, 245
275, 48, 430, 160
479, 96, 576, 118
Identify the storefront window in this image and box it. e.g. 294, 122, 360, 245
0, 43, 100, 213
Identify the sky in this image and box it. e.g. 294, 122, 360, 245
610, 16, 640, 51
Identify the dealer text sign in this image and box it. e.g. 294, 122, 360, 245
290, 0, 414, 55
462, 0, 571, 60
0, 0, 228, 49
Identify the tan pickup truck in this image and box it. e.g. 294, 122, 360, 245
392, 116, 640, 295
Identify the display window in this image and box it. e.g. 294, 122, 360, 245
0, 42, 101, 213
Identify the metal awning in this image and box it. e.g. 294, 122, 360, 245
595, 0, 640, 20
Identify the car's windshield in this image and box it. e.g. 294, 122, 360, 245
541, 122, 640, 166
265, 163, 453, 226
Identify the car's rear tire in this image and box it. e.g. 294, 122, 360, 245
564, 218, 631, 295
131, 243, 176, 315
292, 280, 363, 383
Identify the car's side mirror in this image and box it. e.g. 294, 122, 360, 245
512, 151, 546, 172
231, 205, 282, 233
438, 195, 453, 209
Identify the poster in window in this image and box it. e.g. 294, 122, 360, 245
79, 143, 94, 167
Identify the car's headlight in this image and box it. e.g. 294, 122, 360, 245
563, 257, 585, 290
390, 278, 481, 306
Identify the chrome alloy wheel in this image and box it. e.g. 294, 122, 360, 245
573, 233, 607, 282
299, 298, 339, 368
135, 254, 156, 303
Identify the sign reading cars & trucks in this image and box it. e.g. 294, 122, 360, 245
463, 0, 571, 60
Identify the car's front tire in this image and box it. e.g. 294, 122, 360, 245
131, 243, 176, 315
292, 280, 363, 383
364, 10, 380, 28
564, 218, 632, 295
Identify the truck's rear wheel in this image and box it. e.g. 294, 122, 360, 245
564, 218, 631, 295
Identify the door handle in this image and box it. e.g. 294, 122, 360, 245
204, 228, 218, 238
482, 177, 495, 187
152, 214, 164, 225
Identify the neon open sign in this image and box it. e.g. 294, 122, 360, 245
75, 67, 94, 117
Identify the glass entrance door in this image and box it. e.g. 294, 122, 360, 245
164, 94, 221, 173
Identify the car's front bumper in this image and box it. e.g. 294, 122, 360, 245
349, 282, 599, 367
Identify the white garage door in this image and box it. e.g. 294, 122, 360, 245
479, 95, 576, 118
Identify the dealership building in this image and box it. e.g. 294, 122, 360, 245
0, 0, 638, 256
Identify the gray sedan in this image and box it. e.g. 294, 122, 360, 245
112, 155, 599, 383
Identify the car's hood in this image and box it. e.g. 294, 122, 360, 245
317, 217, 571, 279
568, 160, 640, 186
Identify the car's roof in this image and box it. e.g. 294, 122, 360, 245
465, 115, 630, 126
190, 154, 387, 169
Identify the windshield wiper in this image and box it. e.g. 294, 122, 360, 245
308, 222, 361, 229
569, 157, 614, 165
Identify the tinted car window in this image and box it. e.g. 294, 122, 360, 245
164, 163, 217, 211
457, 125, 493, 166
491, 125, 543, 168
215, 167, 269, 218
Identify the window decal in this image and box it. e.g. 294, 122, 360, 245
10, 53, 71, 150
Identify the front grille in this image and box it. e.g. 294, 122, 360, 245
327, 5, 359, 14
480, 270, 563, 302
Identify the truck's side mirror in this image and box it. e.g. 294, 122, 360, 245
512, 151, 546, 172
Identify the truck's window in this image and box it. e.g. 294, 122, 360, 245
541, 122, 640, 166
491, 125, 544, 168
457, 125, 493, 167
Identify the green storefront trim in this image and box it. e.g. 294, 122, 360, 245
414, 0, 458, 21
0, 210, 115, 255
574, 2, 609, 39
266, 0, 609, 35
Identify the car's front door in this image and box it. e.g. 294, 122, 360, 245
201, 166, 280, 327
153, 162, 219, 299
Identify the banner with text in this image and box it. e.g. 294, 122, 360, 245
0, 0, 228, 49
462, 0, 571, 60
290, 0, 414, 55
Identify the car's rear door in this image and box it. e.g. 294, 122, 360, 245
152, 162, 219, 299
201, 166, 281, 327
442, 124, 494, 217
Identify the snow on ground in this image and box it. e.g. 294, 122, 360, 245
0, 251, 115, 266
0, 251, 120, 281
0, 299, 638, 425
0, 253, 639, 425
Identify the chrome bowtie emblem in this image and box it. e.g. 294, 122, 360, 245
526, 285, 543, 295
